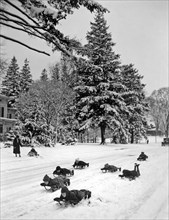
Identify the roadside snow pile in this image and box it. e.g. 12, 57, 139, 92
1, 142, 168, 219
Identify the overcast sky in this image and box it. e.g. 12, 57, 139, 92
1, 0, 168, 96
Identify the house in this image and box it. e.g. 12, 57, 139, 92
0, 94, 17, 137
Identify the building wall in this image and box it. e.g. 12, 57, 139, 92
0, 98, 8, 118
0, 95, 17, 136
8, 108, 17, 119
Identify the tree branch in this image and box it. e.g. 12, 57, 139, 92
0, 34, 50, 56
0, 8, 30, 25
0, 16, 48, 42
4, 0, 40, 27
0, 16, 44, 31
0, 22, 46, 41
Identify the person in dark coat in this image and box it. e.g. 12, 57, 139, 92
54, 186, 91, 205
13, 135, 22, 157
28, 147, 39, 157
137, 152, 148, 161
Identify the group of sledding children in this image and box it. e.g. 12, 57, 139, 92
40, 152, 148, 206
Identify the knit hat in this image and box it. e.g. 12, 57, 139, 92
43, 174, 50, 182
61, 186, 69, 194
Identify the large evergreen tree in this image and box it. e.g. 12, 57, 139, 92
0, 44, 8, 83
75, 12, 129, 144
1, 56, 20, 106
121, 64, 149, 143
20, 58, 33, 93
40, 68, 48, 82
50, 63, 60, 82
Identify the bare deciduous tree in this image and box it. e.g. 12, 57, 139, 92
147, 87, 169, 137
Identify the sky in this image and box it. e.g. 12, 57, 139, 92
1, 0, 168, 96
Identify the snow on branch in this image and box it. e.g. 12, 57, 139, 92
79, 118, 93, 130
1, 0, 108, 57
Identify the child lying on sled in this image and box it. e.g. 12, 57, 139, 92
137, 152, 148, 161
40, 175, 70, 192
54, 186, 91, 205
28, 147, 39, 157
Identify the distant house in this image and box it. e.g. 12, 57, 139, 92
0, 94, 17, 136
146, 114, 162, 136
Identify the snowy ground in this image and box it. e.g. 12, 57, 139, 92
1, 137, 168, 220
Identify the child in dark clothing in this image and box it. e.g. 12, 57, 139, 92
137, 152, 148, 161
54, 186, 91, 205
28, 147, 39, 157
40, 175, 70, 192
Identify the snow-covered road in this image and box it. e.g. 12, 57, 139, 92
1, 142, 168, 219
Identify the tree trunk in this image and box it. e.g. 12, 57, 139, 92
87, 129, 89, 143
80, 133, 83, 143
165, 112, 169, 138
100, 123, 106, 145
131, 129, 134, 144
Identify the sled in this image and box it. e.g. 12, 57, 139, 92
54, 189, 91, 206
101, 164, 121, 173
53, 167, 74, 177
40, 182, 60, 192
137, 157, 147, 161
28, 152, 39, 157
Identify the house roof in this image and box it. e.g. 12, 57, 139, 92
0, 117, 17, 123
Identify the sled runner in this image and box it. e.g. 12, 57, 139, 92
40, 182, 60, 192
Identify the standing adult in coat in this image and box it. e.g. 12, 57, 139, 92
13, 134, 22, 157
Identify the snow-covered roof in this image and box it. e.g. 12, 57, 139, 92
0, 117, 17, 123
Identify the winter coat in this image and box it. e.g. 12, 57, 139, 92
59, 186, 91, 205
53, 166, 74, 176
101, 163, 121, 172
13, 136, 22, 154
43, 175, 68, 188
28, 148, 39, 157
73, 160, 89, 168
137, 152, 148, 160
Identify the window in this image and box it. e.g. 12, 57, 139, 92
7, 113, 12, 119
6, 127, 11, 132
0, 124, 3, 133
0, 107, 4, 117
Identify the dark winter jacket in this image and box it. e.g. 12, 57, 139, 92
13, 136, 22, 154
53, 166, 74, 176
137, 152, 148, 161
54, 186, 91, 205
72, 160, 89, 169
42, 174, 70, 189
101, 163, 121, 172
28, 148, 39, 157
